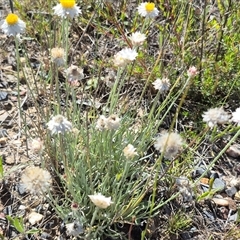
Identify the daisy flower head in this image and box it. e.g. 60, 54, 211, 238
88, 193, 113, 209
53, 0, 81, 19
66, 65, 84, 81
187, 66, 198, 77
21, 166, 52, 195
71, 202, 79, 212
47, 114, 72, 134
129, 31, 146, 47
51, 47, 65, 67
96, 115, 108, 131
232, 107, 240, 126
113, 48, 138, 67
30, 138, 44, 154
1, 13, 26, 36
106, 114, 121, 130
202, 107, 230, 128
137, 2, 159, 18
154, 132, 184, 159
152, 77, 170, 93
96, 114, 120, 131
123, 144, 138, 159
66, 221, 83, 237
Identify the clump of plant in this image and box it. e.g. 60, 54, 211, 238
1, 0, 240, 239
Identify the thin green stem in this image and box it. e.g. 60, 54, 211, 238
15, 37, 22, 137
90, 207, 99, 226
86, 207, 99, 239
62, 18, 69, 65
108, 67, 123, 113
55, 67, 61, 114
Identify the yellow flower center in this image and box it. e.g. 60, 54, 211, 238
60, 0, 75, 8
145, 2, 155, 12
6, 13, 19, 25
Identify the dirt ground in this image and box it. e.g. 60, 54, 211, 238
1, 1, 240, 239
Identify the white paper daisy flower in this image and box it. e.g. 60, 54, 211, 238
129, 31, 146, 47
152, 78, 170, 93
47, 115, 72, 134
123, 144, 138, 159
53, 0, 81, 19
1, 13, 26, 36
88, 193, 113, 209
202, 107, 230, 128
113, 48, 138, 67
137, 2, 159, 18
232, 107, 240, 126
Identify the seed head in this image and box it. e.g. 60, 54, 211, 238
30, 138, 44, 154
51, 47, 65, 67
202, 107, 230, 128
154, 132, 184, 159
21, 166, 52, 195
123, 144, 138, 159
66, 65, 84, 82
96, 114, 120, 131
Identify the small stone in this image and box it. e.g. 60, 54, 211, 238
228, 212, 238, 222
5, 155, 15, 165
200, 178, 209, 185
225, 186, 237, 197
30, 199, 42, 208
18, 205, 26, 210
203, 210, 215, 220
234, 191, 240, 200
192, 166, 210, 178
229, 177, 240, 188
212, 178, 226, 191
18, 183, 27, 195
201, 185, 209, 192
43, 204, 49, 210
218, 206, 229, 220
176, 176, 189, 187
212, 198, 229, 206
0, 137, 7, 145
226, 197, 237, 210
180, 231, 192, 239
41, 232, 51, 239
12, 140, 22, 147
226, 144, 240, 158
0, 129, 7, 138
179, 186, 193, 202
28, 212, 43, 225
